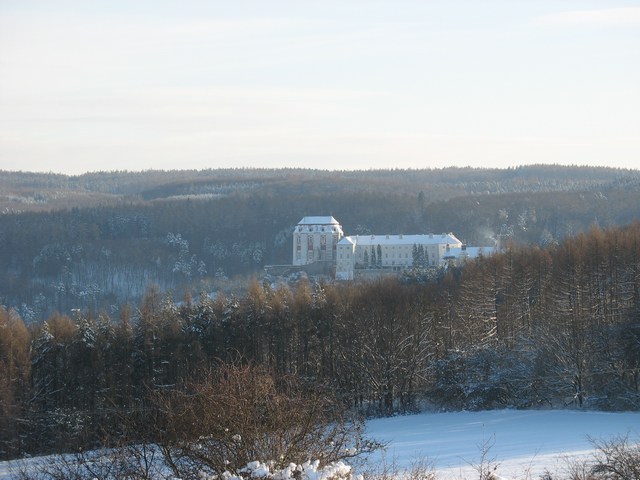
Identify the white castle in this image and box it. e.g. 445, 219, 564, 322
292, 216, 492, 280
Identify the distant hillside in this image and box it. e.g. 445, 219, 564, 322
1, 165, 637, 211
0, 165, 639, 319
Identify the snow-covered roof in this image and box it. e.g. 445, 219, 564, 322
337, 237, 355, 245
346, 233, 462, 247
297, 216, 341, 226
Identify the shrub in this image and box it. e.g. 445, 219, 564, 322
145, 363, 380, 478
589, 434, 640, 480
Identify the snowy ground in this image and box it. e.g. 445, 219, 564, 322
1, 410, 638, 479
364, 409, 640, 479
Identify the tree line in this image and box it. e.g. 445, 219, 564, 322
1, 222, 639, 460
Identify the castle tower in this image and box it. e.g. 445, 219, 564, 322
293, 216, 343, 266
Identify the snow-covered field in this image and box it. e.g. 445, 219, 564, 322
364, 409, 640, 479
1, 410, 638, 479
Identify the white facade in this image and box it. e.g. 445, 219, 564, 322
292, 216, 493, 280
335, 232, 489, 280
292, 216, 344, 266
336, 236, 356, 280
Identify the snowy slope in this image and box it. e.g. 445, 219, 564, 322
364, 409, 640, 479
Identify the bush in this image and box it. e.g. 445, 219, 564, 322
145, 363, 380, 478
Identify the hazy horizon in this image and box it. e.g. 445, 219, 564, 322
3, 162, 640, 178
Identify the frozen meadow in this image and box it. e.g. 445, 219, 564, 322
1, 409, 638, 479
364, 409, 640, 479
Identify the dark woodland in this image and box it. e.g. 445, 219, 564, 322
1, 166, 640, 461
1, 166, 639, 320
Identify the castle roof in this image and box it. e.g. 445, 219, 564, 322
297, 216, 341, 226
345, 233, 462, 247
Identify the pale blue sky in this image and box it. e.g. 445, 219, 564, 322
0, 1, 638, 174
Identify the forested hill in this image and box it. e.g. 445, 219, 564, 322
1, 222, 639, 459
0, 165, 639, 320
1, 165, 638, 209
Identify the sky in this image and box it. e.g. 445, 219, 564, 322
0, 1, 639, 174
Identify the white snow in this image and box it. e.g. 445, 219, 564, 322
1, 410, 638, 479
364, 409, 640, 479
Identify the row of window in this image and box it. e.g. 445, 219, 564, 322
296, 227, 340, 233
340, 253, 415, 259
